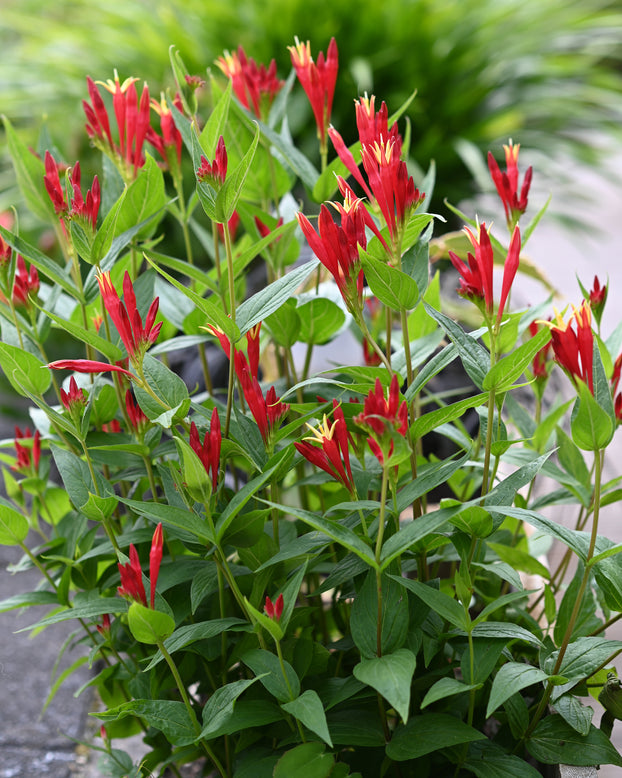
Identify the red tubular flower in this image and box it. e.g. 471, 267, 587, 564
448, 224, 494, 314
68, 162, 101, 231
12, 255, 39, 307
12, 427, 41, 475
611, 353, 622, 397
295, 401, 355, 494
359, 137, 423, 246
44, 154, 100, 233
354, 375, 408, 465
255, 215, 284, 245
83, 72, 160, 179
117, 544, 147, 606
48, 359, 135, 378
189, 409, 222, 492
96, 613, 112, 638
102, 419, 122, 433
288, 37, 338, 147
355, 94, 400, 150
264, 593, 284, 620
545, 301, 594, 393
234, 351, 289, 444
149, 94, 183, 168
206, 324, 233, 359
297, 200, 366, 313
118, 523, 163, 608
487, 140, 533, 230
217, 46, 284, 119
449, 223, 521, 324
196, 135, 228, 187
0, 219, 12, 265
149, 523, 163, 609
60, 376, 87, 411
529, 320, 552, 379
588, 275, 607, 327
43, 152, 68, 216
125, 390, 149, 434
497, 225, 521, 324
97, 271, 161, 367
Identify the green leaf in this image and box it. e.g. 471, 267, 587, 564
3, 116, 56, 223
389, 575, 469, 631
0, 502, 29, 545
51, 444, 113, 509
91, 189, 126, 264
471, 622, 543, 648
381, 505, 459, 569
134, 354, 190, 427
199, 79, 232, 158
0, 590, 58, 612
554, 693, 593, 736
199, 677, 262, 739
464, 741, 543, 778
127, 601, 175, 644
424, 304, 489, 388
263, 502, 377, 570
40, 304, 123, 363
486, 663, 549, 717
173, 436, 212, 503
548, 637, 622, 685
0, 343, 50, 396
483, 327, 550, 391
215, 122, 260, 223
273, 743, 334, 778
360, 250, 419, 311
353, 650, 416, 724
216, 459, 283, 542
411, 393, 487, 439
119, 497, 213, 544
0, 226, 79, 300
143, 253, 240, 341
527, 716, 622, 766
236, 259, 319, 335
571, 380, 614, 451
242, 648, 300, 703
297, 297, 345, 345
281, 690, 333, 747
421, 677, 480, 709
396, 452, 471, 513
350, 572, 409, 659
94, 700, 197, 747
144, 618, 249, 671
386, 713, 485, 760
19, 598, 126, 631
113, 154, 166, 240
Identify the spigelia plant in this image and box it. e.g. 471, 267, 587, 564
1, 38, 622, 778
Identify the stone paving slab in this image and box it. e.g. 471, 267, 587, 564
0, 545, 95, 777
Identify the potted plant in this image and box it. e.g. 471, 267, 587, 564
1, 37, 621, 778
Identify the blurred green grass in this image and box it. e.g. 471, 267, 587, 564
1, 0, 621, 213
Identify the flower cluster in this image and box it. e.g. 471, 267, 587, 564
83, 72, 165, 180
43, 152, 101, 233
288, 37, 338, 148
117, 523, 163, 609
217, 46, 284, 119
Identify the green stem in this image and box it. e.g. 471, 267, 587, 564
157, 639, 228, 777
524, 448, 604, 740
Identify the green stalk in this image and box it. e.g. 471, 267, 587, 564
157, 639, 227, 777
375, 466, 389, 657
524, 448, 604, 740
